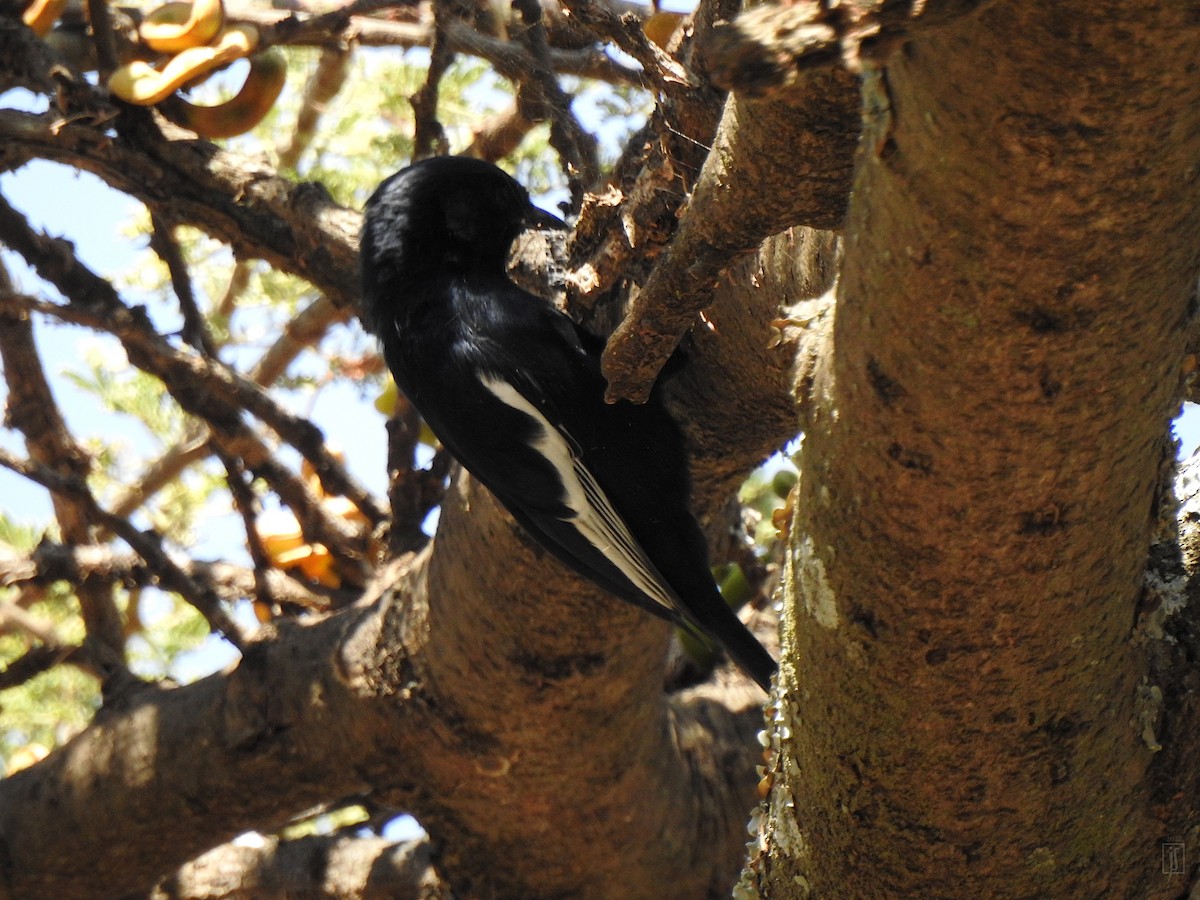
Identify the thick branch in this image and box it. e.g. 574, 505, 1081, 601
768, 3, 1200, 894
0, 610, 374, 898
0, 521, 764, 898
703, 0, 998, 95
355, 478, 767, 898
0, 109, 361, 308
564, 0, 731, 325
600, 68, 858, 403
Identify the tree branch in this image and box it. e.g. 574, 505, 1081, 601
0, 205, 382, 539
599, 67, 858, 403
510, 0, 600, 204
0, 524, 764, 897
410, 2, 454, 160
765, 3, 1200, 892
557, 0, 698, 97
0, 17, 814, 896
0, 539, 338, 611
148, 212, 219, 358
0, 109, 361, 308
0, 279, 129, 673
0, 448, 247, 648
702, 0, 999, 95
7, 284, 373, 581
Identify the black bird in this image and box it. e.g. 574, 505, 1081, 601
360, 155, 776, 691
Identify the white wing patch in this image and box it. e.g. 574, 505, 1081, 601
481, 376, 680, 615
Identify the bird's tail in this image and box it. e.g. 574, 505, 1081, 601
724, 627, 777, 692
693, 602, 777, 692
669, 578, 775, 692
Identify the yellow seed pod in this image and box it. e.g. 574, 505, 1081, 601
323, 494, 371, 529
22, 0, 68, 37
642, 11, 684, 50
259, 509, 343, 589
139, 0, 225, 54
259, 508, 303, 554
108, 23, 259, 106
160, 48, 286, 138
374, 378, 399, 416
273, 542, 340, 588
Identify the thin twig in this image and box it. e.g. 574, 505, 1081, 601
465, 101, 537, 161
0, 539, 337, 609
211, 446, 278, 611
557, 0, 698, 97
0, 198, 384, 534
0, 263, 129, 669
226, 2, 645, 86
410, 4, 454, 161
0, 642, 86, 690
0, 449, 248, 648
84, 0, 119, 78
383, 393, 444, 556
279, 46, 353, 170
149, 212, 219, 357
509, 0, 600, 205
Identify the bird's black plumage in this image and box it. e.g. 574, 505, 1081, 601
360, 155, 776, 691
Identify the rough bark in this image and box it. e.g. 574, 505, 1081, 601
0, 610, 382, 898
757, 2, 1200, 897
0, 480, 782, 899
599, 67, 858, 404
702, 0, 999, 95
359, 481, 765, 899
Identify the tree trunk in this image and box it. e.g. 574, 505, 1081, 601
756, 3, 1200, 896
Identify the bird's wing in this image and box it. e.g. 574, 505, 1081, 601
479, 375, 686, 620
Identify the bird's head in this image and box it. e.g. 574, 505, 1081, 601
360, 156, 564, 337
361, 156, 564, 305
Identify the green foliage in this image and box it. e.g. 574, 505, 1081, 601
0, 647, 97, 766
57, 346, 221, 546
0, 515, 49, 550
124, 589, 213, 678
0, 516, 97, 765
740, 452, 800, 550
280, 802, 370, 840
62, 348, 186, 446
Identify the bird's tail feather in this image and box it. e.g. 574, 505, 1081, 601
710, 616, 777, 691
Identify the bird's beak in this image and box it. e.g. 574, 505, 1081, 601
525, 204, 568, 232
